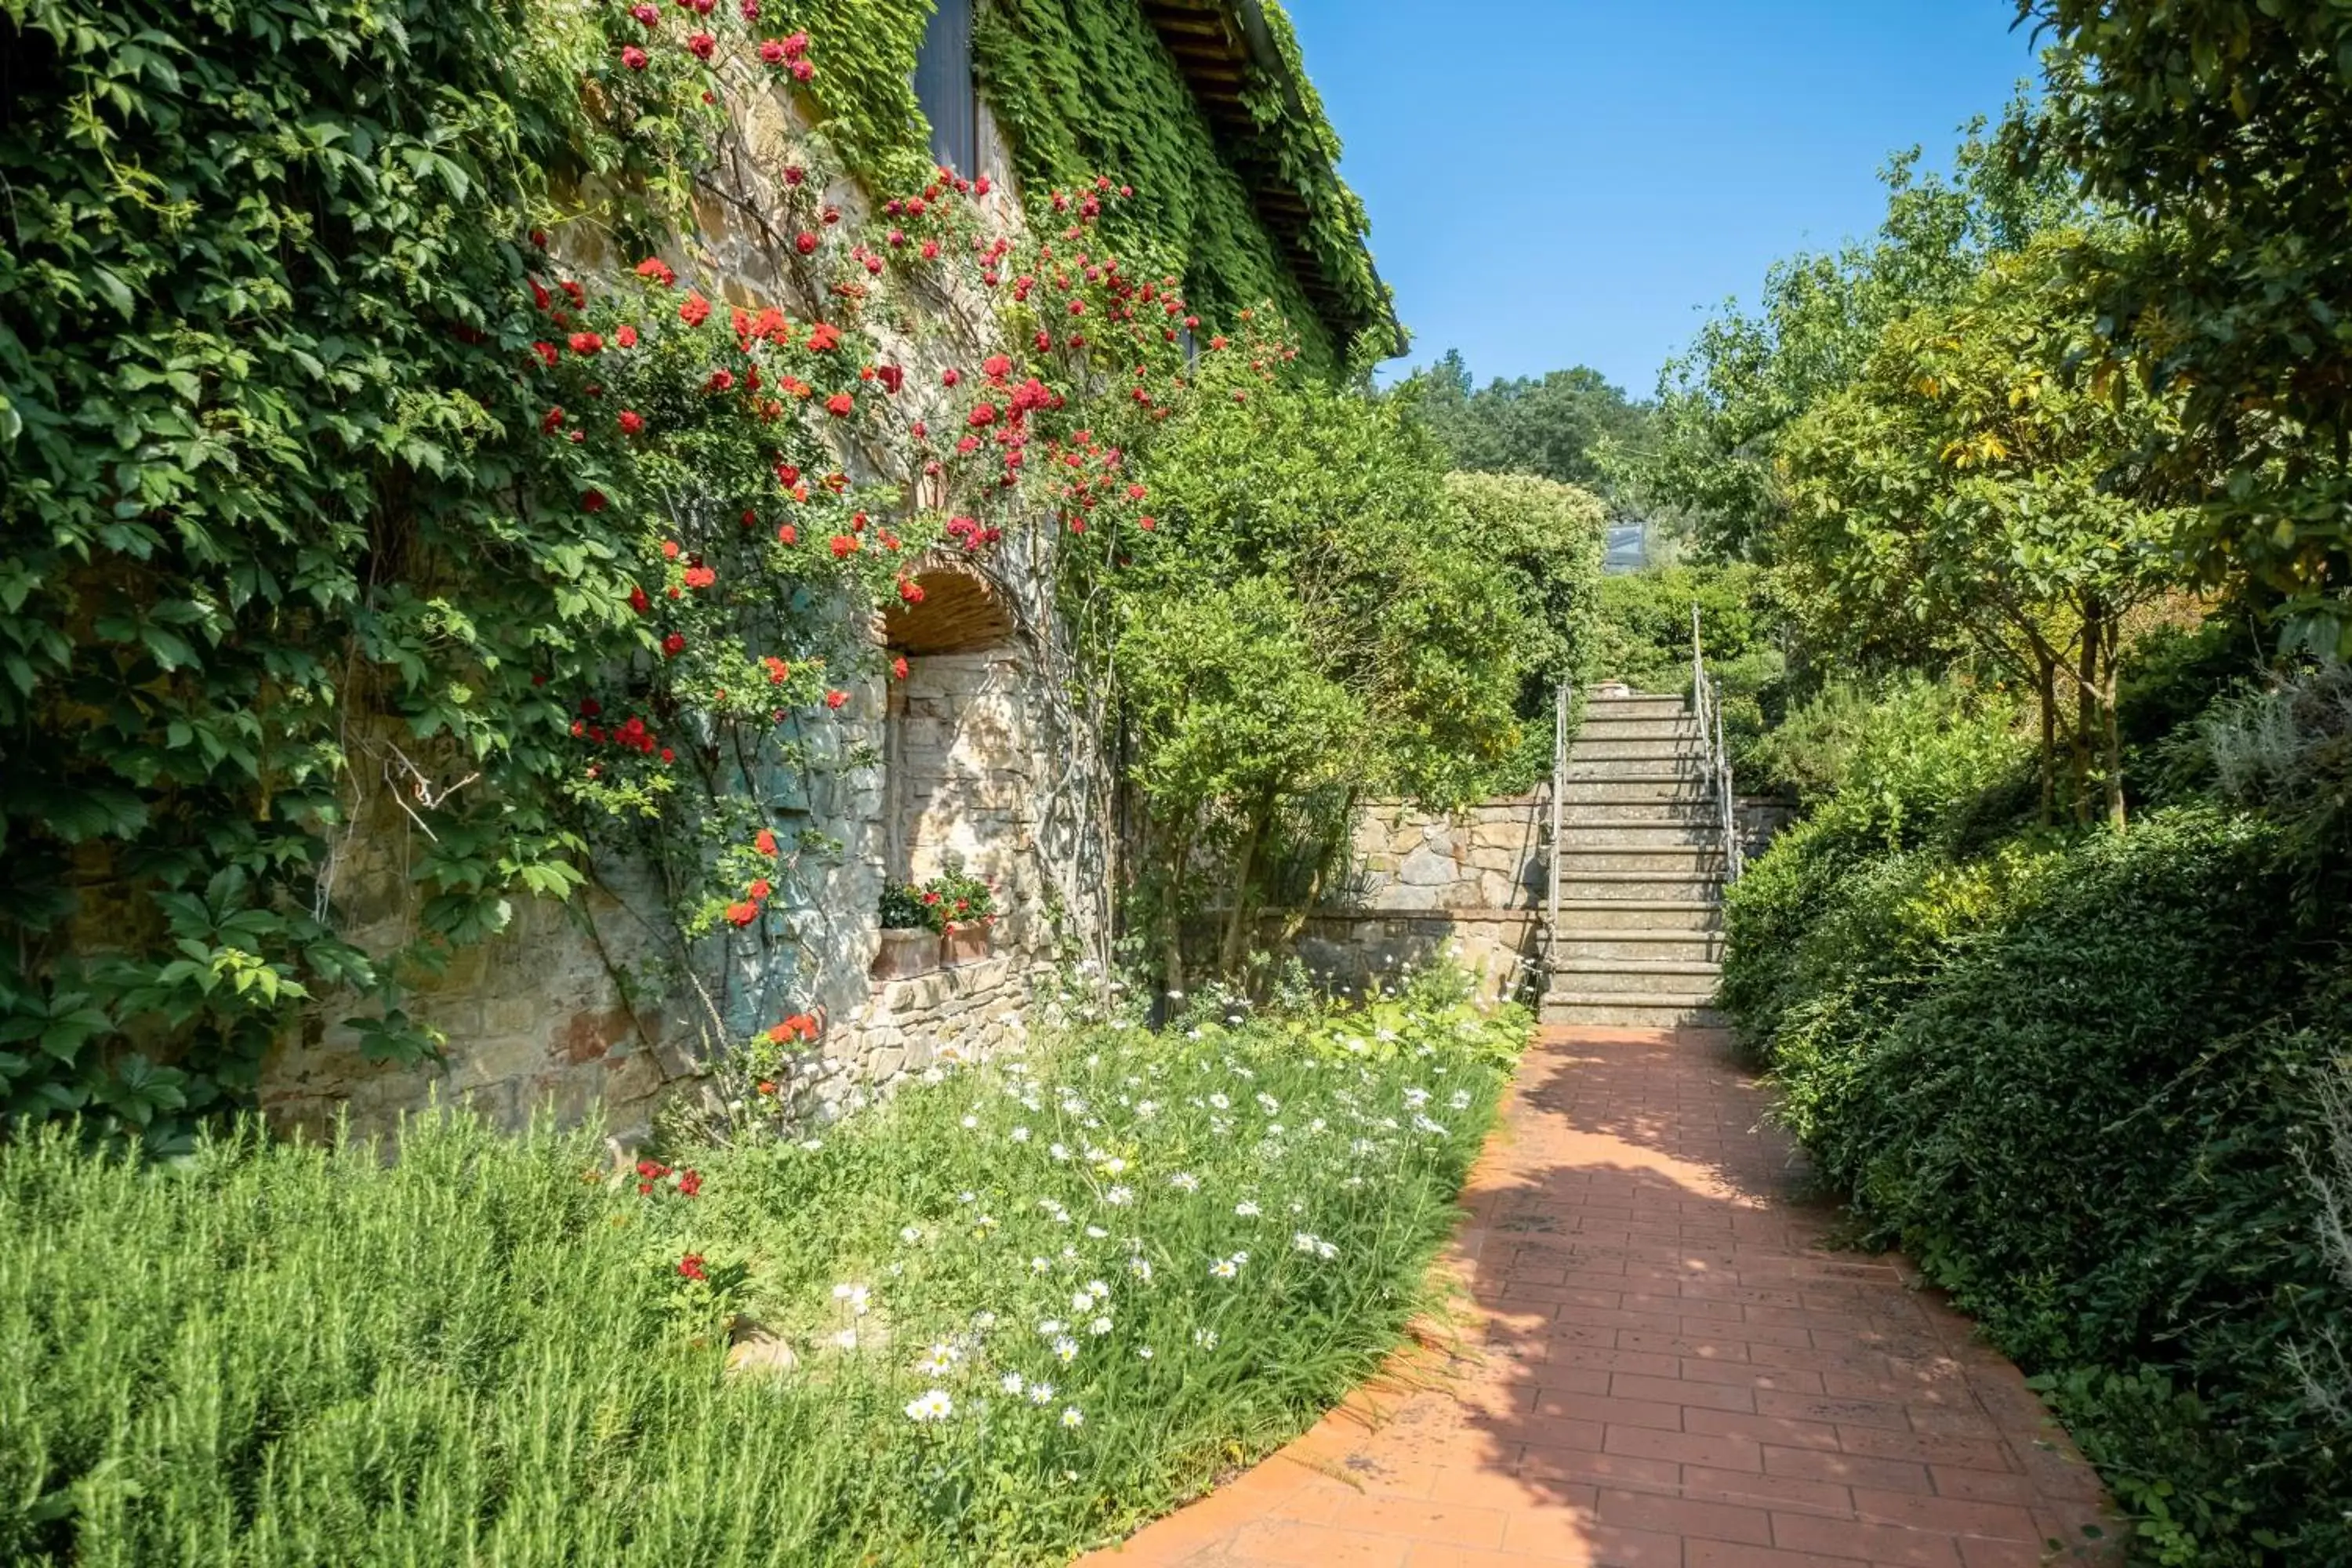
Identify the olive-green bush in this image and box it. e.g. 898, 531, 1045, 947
1723, 670, 2352, 1565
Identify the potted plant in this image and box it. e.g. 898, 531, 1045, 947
871, 884, 942, 980
926, 858, 997, 966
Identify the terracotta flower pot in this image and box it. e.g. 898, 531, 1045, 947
871, 927, 941, 980
941, 921, 991, 967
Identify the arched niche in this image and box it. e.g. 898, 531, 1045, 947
882, 557, 1016, 655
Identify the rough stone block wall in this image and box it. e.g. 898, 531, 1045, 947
1289, 795, 1552, 1004
257, 70, 1076, 1145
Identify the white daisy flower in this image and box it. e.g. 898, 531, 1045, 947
1234, 1200, 1261, 1218
905, 1389, 953, 1421
1192, 1327, 1219, 1348
1053, 1335, 1080, 1364
1128, 1257, 1153, 1282
1083, 1225, 1108, 1239
1060, 1406, 1084, 1428
1089, 1316, 1113, 1337
1027, 1381, 1055, 1404
900, 1225, 923, 1243
1031, 1256, 1053, 1274
1000, 1372, 1025, 1395
1011, 1126, 1032, 1143
1168, 1171, 1198, 1192
833, 1329, 858, 1349
1104, 1185, 1134, 1206
1210, 1257, 1240, 1280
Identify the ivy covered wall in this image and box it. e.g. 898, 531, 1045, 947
971, 0, 1341, 365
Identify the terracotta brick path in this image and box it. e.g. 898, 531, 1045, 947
1079, 1026, 2119, 1568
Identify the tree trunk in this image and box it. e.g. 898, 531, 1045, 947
2035, 646, 2059, 824
2096, 616, 2127, 829
2072, 617, 2099, 823
1218, 784, 1277, 978
1159, 812, 1193, 1007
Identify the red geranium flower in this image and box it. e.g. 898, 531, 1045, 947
726, 901, 758, 927
749, 877, 771, 900
678, 1253, 707, 1280
805, 322, 840, 352
755, 829, 779, 855
678, 1169, 702, 1197
891, 655, 909, 680
615, 324, 639, 348
679, 292, 711, 326
824, 690, 847, 710
634, 257, 676, 285
619, 409, 644, 434
825, 392, 854, 417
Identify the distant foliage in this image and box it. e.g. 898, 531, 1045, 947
1399, 350, 1650, 495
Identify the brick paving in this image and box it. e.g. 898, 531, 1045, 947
1078, 1025, 2119, 1568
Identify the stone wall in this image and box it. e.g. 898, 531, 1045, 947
257, 67, 1083, 1145
1286, 796, 1552, 1005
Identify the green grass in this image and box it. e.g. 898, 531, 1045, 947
1, 980, 1526, 1566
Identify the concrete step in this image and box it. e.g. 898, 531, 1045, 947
1577, 718, 1702, 743
1558, 776, 1711, 801
1552, 960, 1722, 995
1559, 871, 1725, 900
1571, 739, 1710, 763
1543, 993, 1727, 1029
1555, 847, 1727, 874
1553, 898, 1722, 931
1557, 801, 1719, 826
1557, 824, 1720, 849
1585, 696, 1689, 722
1563, 765, 1708, 788
1554, 931, 1725, 963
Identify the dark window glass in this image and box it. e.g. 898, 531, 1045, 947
913, 0, 976, 174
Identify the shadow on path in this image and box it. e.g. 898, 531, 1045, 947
1078, 1025, 2120, 1568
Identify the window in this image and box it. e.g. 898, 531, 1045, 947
913, 0, 977, 175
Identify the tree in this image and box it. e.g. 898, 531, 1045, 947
1626, 109, 2078, 559
1439, 470, 1609, 729
1777, 231, 2190, 825
1114, 344, 1531, 982
1399, 351, 1650, 495
2023, 2, 2352, 648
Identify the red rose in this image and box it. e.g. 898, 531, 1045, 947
776, 523, 797, 544
1138, 515, 1156, 531
975, 175, 991, 195
749, 877, 771, 900
581, 490, 607, 512
942, 367, 960, 387
897, 579, 924, 603
726, 901, 757, 927
793, 231, 818, 255
824, 690, 847, 710
679, 292, 711, 327
758, 38, 786, 63
659, 747, 674, 763
634, 257, 676, 286
662, 539, 681, 560
686, 30, 715, 59
630, 2, 657, 24
620, 45, 648, 71
679, 1170, 702, 1197
789, 56, 813, 82
828, 535, 855, 557
755, 829, 779, 855
615, 324, 639, 349
891, 655, 909, 680
662, 633, 686, 656
628, 585, 650, 613
877, 365, 903, 394
806, 322, 840, 352
825, 391, 854, 417
783, 165, 804, 186
532, 340, 559, 367
541, 405, 564, 434
619, 409, 644, 434
982, 354, 1011, 381
678, 1253, 707, 1280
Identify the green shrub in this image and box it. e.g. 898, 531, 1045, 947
0, 988, 1524, 1565
1729, 797, 2352, 1563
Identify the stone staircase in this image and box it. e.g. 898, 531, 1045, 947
1542, 689, 1727, 1029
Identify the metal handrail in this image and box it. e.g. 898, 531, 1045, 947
1690, 605, 1743, 884
1545, 677, 1567, 982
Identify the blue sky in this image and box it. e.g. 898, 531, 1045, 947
1279, 1, 2044, 396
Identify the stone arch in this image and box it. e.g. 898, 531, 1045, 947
882, 556, 1016, 655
